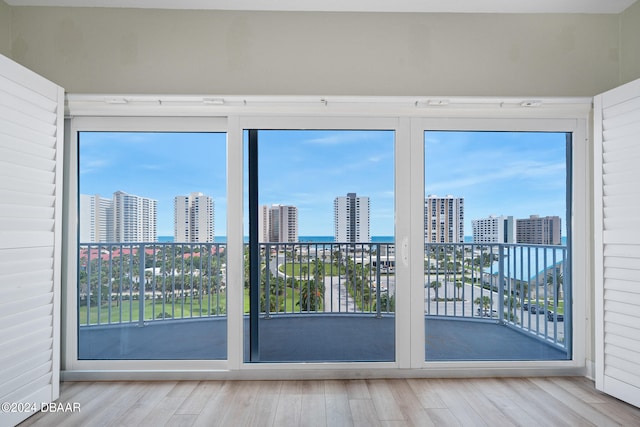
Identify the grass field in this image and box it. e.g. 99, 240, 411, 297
79, 287, 319, 325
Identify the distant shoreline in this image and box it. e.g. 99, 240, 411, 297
158, 235, 568, 244
158, 235, 395, 243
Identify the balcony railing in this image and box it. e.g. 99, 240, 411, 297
78, 241, 569, 349
256, 242, 396, 317
424, 242, 569, 349
79, 242, 228, 327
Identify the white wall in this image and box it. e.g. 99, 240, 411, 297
5, 7, 627, 96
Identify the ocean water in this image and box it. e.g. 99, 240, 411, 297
158, 235, 394, 243
159, 235, 567, 245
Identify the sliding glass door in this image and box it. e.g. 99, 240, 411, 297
412, 119, 575, 364
242, 123, 397, 362
66, 104, 588, 374
77, 129, 228, 360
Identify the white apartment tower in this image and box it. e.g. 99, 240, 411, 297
516, 215, 562, 245
334, 193, 370, 243
425, 195, 464, 243
79, 194, 114, 242
259, 204, 298, 243
174, 192, 215, 243
113, 191, 157, 242
472, 215, 515, 244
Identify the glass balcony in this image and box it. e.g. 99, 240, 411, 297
78, 242, 570, 362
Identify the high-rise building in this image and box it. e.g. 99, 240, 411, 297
259, 204, 298, 243
79, 194, 114, 243
516, 215, 561, 245
174, 192, 215, 243
334, 193, 370, 243
113, 191, 157, 242
424, 195, 464, 243
472, 215, 515, 244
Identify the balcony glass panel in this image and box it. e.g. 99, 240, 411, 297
423, 131, 571, 361
77, 132, 227, 360
244, 130, 395, 362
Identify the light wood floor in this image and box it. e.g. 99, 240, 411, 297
19, 377, 640, 427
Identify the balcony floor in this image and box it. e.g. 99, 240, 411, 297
79, 315, 568, 362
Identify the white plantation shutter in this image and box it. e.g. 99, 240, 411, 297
594, 77, 640, 408
0, 54, 63, 427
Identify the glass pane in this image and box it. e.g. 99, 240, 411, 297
78, 132, 227, 360
244, 130, 395, 362
424, 131, 570, 361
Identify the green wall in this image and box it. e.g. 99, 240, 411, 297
6, 7, 625, 96
0, 1, 11, 58
621, 1, 640, 85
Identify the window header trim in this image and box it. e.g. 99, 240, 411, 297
66, 94, 592, 119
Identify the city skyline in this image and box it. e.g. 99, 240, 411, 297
79, 130, 567, 237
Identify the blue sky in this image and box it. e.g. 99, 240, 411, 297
79, 132, 227, 236
253, 130, 395, 236
425, 131, 567, 236
79, 130, 566, 237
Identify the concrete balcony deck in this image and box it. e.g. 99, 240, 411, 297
79, 314, 569, 362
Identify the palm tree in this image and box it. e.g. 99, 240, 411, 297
546, 270, 563, 299
455, 280, 463, 300
428, 281, 442, 300
474, 295, 491, 311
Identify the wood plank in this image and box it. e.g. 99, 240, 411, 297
240, 381, 281, 427
551, 377, 640, 426
324, 379, 353, 427
366, 379, 405, 422
455, 378, 515, 426
406, 378, 447, 409
175, 381, 224, 415
301, 389, 326, 427
165, 414, 198, 427
192, 381, 242, 427
528, 377, 634, 427
508, 378, 592, 427
349, 398, 382, 427
346, 379, 370, 400
72, 382, 149, 426
476, 377, 541, 427
385, 379, 435, 427
424, 408, 462, 426
272, 380, 303, 427
16, 377, 640, 427
110, 381, 178, 426
427, 379, 486, 426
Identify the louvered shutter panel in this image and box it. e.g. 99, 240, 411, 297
594, 77, 640, 408
0, 54, 63, 427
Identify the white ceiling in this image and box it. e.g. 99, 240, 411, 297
4, 0, 638, 14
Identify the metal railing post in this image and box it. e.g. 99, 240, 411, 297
86, 244, 92, 326
138, 243, 145, 327
498, 244, 505, 323
375, 245, 381, 318
96, 244, 102, 324
265, 243, 271, 318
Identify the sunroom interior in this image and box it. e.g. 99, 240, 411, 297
2, 0, 640, 425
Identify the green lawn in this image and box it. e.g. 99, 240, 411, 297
79, 287, 319, 325
79, 296, 227, 325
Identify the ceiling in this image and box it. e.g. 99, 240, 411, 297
4, 0, 638, 14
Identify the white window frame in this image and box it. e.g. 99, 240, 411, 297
410, 116, 589, 371
62, 95, 591, 380
232, 115, 410, 373
64, 116, 230, 375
